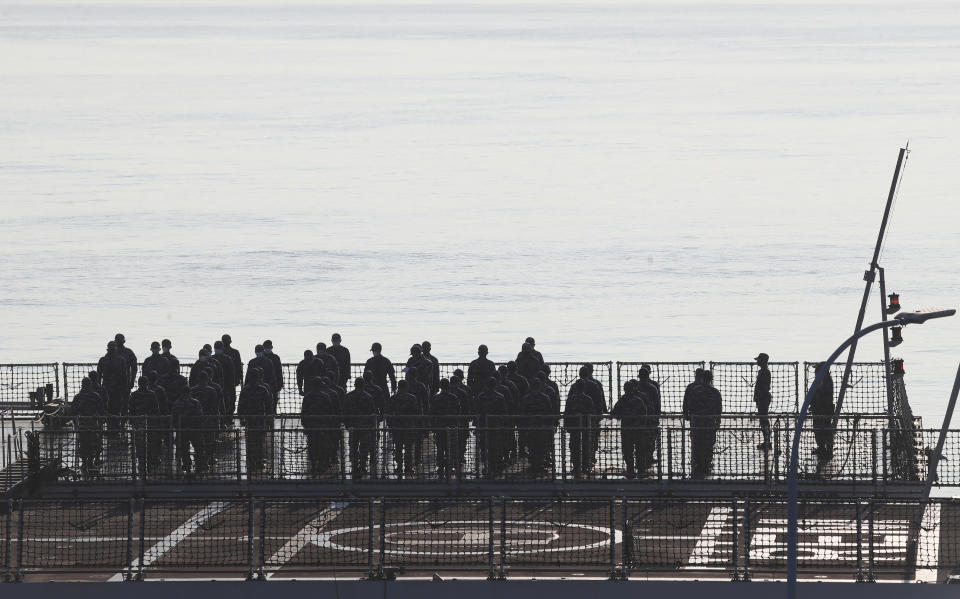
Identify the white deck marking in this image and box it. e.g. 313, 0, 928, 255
915, 503, 941, 583
108, 501, 229, 582
687, 506, 731, 568
263, 501, 349, 579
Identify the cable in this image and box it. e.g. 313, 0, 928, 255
878, 147, 910, 264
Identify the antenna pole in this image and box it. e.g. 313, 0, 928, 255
833, 147, 907, 425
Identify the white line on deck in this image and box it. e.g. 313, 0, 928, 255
914, 503, 941, 583
263, 501, 349, 579
687, 506, 731, 568
108, 501, 229, 582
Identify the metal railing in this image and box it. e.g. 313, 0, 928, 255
1, 496, 955, 581
28, 414, 948, 486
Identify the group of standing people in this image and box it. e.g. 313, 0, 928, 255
66, 334, 835, 481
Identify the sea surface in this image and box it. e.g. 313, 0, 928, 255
1, 0, 958, 422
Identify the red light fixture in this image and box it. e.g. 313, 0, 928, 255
887, 293, 901, 314
890, 325, 903, 347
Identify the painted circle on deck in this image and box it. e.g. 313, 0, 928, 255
311, 520, 621, 556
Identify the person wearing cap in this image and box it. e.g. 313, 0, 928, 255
299, 375, 340, 475
566, 365, 606, 475
515, 343, 542, 380
68, 377, 107, 478
754, 353, 772, 451
610, 380, 649, 479
297, 350, 323, 396
468, 345, 497, 395
144, 341, 169, 379
475, 376, 508, 477
421, 341, 441, 395
129, 376, 161, 476
246, 345, 277, 406
237, 368, 272, 476
114, 334, 138, 391
365, 342, 397, 395
810, 362, 835, 458
221, 334, 243, 389
636, 367, 661, 468
342, 378, 378, 477
328, 334, 351, 388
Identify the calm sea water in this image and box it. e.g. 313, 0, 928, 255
1, 1, 958, 421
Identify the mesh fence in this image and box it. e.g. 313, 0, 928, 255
0, 364, 59, 408
261, 499, 370, 573
624, 499, 731, 571
888, 366, 921, 481
3, 497, 960, 579
16, 500, 132, 574
139, 500, 249, 574
379, 499, 493, 570
804, 362, 888, 415
710, 362, 799, 414
616, 362, 706, 414
503, 498, 614, 570
30, 421, 960, 486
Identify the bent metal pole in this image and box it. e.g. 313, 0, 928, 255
834, 147, 908, 427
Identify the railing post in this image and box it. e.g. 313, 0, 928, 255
367, 499, 375, 579
871, 430, 878, 488
855, 502, 864, 582
487, 498, 495, 580
882, 429, 889, 484
655, 429, 663, 481
125, 498, 134, 581
666, 428, 673, 480
378, 500, 386, 579
137, 499, 145, 581
236, 429, 243, 483
559, 426, 568, 481
742, 498, 751, 581
257, 501, 266, 580
731, 499, 740, 581
246, 498, 255, 581
15, 499, 23, 582
4, 498, 11, 582
339, 429, 347, 482
607, 498, 616, 578
867, 500, 876, 582
680, 420, 687, 478
499, 498, 507, 579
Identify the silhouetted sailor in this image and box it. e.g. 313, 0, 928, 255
328, 334, 352, 388
636, 367, 661, 468
496, 366, 521, 462
430, 378, 465, 477
362, 369, 388, 417
519, 337, 549, 376
365, 343, 397, 395
682, 368, 705, 420
211, 341, 236, 417
300, 376, 339, 475
97, 341, 130, 427
315, 343, 341, 386
247, 345, 278, 411
161, 339, 180, 374
190, 349, 214, 386
221, 334, 243, 389
686, 370, 722, 479
144, 341, 170, 379
297, 350, 324, 396
129, 376, 161, 476
170, 381, 204, 476
237, 368, 272, 476
611, 380, 648, 479
754, 353, 773, 451
343, 378, 378, 477
421, 341, 441, 395
403, 367, 430, 469
387, 380, 422, 477
516, 343, 542, 380
475, 377, 508, 476
68, 378, 107, 477
190, 370, 222, 464
468, 345, 497, 395
566, 366, 605, 476
87, 370, 109, 412
448, 374, 471, 459
520, 377, 555, 475
114, 333, 138, 390
406, 344, 434, 392
263, 340, 284, 401
810, 362, 835, 457
145, 370, 173, 455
